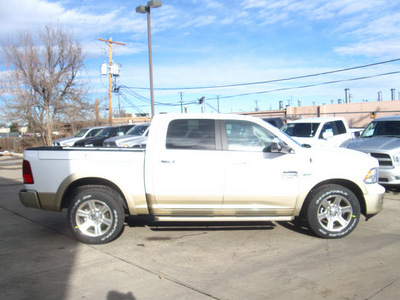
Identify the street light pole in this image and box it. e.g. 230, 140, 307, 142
136, 1, 162, 118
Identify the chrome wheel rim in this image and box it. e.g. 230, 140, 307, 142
75, 200, 113, 237
317, 195, 353, 232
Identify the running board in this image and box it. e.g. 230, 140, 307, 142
154, 216, 294, 222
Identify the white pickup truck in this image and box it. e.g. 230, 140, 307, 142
19, 114, 384, 244
281, 117, 361, 147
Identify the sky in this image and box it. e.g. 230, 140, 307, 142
1, 0, 400, 116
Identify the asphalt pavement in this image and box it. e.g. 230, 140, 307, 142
0, 154, 399, 300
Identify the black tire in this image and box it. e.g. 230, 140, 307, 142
306, 184, 360, 239
67, 186, 125, 244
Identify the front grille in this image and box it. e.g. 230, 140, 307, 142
370, 153, 393, 167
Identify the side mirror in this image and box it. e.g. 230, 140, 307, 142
268, 138, 293, 154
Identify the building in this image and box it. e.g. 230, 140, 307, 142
240, 100, 400, 128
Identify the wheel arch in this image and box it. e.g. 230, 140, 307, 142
302, 179, 366, 216
60, 177, 128, 212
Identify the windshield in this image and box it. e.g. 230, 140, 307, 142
362, 120, 400, 138
281, 122, 320, 137
126, 124, 149, 136
72, 128, 89, 137
95, 127, 115, 138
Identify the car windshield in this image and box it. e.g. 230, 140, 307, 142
72, 128, 89, 137
126, 125, 149, 136
281, 122, 320, 138
362, 120, 400, 138
95, 127, 115, 138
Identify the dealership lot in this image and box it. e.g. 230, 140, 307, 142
1, 155, 399, 300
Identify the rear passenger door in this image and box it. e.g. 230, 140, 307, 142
149, 119, 224, 215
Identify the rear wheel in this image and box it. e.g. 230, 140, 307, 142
306, 184, 360, 239
68, 186, 125, 244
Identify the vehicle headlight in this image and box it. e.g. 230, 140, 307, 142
364, 167, 378, 184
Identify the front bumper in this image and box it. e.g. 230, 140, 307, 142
364, 184, 385, 215
378, 168, 400, 185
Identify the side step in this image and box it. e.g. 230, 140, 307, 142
154, 216, 294, 222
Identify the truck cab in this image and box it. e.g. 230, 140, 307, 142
281, 117, 354, 147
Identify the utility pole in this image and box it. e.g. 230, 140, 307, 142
98, 37, 126, 125
95, 99, 100, 125
180, 92, 183, 113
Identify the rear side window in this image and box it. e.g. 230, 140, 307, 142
166, 119, 216, 150
319, 121, 346, 138
335, 121, 346, 134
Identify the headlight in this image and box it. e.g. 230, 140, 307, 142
364, 167, 378, 184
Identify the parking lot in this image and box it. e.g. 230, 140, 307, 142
0, 154, 399, 300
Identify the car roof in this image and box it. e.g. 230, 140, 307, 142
372, 115, 400, 121
82, 125, 108, 130
287, 117, 346, 123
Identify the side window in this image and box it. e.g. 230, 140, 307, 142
319, 122, 334, 138
335, 121, 346, 134
87, 129, 100, 137
319, 121, 346, 138
225, 120, 276, 151
166, 119, 216, 150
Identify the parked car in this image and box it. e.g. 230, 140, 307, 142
53, 126, 107, 146
281, 117, 357, 147
345, 115, 400, 186
104, 123, 150, 147
73, 124, 135, 147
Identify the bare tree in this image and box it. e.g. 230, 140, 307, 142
0, 23, 92, 145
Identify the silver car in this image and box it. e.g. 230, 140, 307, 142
346, 115, 400, 186
53, 126, 107, 146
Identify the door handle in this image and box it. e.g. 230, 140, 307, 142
234, 161, 247, 165
161, 160, 175, 164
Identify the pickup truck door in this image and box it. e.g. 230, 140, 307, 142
221, 120, 303, 216
147, 119, 224, 215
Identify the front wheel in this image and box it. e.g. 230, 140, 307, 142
68, 186, 125, 244
306, 184, 360, 239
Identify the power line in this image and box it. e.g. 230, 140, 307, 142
118, 91, 145, 113
114, 67, 400, 111
209, 70, 400, 100
119, 70, 400, 106
124, 58, 400, 91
